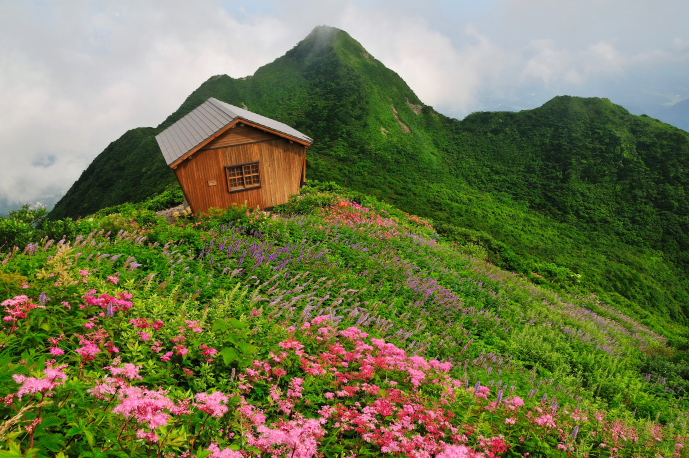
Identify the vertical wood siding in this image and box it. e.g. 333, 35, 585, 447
175, 137, 305, 214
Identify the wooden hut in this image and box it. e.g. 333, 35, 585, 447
155, 98, 313, 214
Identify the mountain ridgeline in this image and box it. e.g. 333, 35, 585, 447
50, 26, 689, 332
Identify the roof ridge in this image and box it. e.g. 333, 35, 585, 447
207, 97, 238, 119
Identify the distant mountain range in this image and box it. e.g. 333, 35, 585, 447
0, 191, 65, 217
50, 26, 689, 324
654, 98, 689, 132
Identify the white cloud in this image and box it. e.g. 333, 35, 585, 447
521, 39, 626, 86
339, 12, 508, 112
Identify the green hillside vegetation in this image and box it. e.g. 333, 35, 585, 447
2, 186, 689, 456
49, 26, 689, 337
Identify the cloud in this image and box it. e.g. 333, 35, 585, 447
338, 11, 508, 112
521, 39, 626, 86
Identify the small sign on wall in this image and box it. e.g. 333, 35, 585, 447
208, 180, 217, 186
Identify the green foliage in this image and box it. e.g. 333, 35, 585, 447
3, 187, 689, 455
0, 206, 49, 249
48, 27, 689, 329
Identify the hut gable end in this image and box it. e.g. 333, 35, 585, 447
203, 124, 280, 150
154, 98, 313, 214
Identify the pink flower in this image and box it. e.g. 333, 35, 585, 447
311, 315, 330, 326
535, 414, 556, 428
272, 367, 287, 377
112, 386, 174, 429
12, 362, 68, 399
107, 276, 119, 285
139, 332, 152, 341
194, 391, 229, 417
88, 380, 118, 400
324, 392, 335, 399
207, 443, 243, 458
106, 363, 143, 380
279, 339, 304, 351
160, 351, 173, 361
2, 295, 44, 322
407, 368, 426, 389
130, 318, 150, 328
287, 378, 305, 399
136, 429, 159, 442
200, 345, 218, 357
49, 347, 65, 356
151, 320, 165, 330
76, 343, 101, 361
472, 385, 491, 399
339, 327, 369, 340
186, 320, 203, 333
505, 418, 516, 425
170, 399, 192, 415
505, 396, 524, 409
436, 445, 480, 458
79, 270, 90, 276
238, 403, 267, 426
174, 345, 189, 356
83, 291, 133, 316
250, 418, 325, 458
480, 435, 510, 455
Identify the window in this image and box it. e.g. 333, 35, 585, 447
226, 161, 261, 192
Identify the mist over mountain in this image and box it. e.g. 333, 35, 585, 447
0, 192, 65, 217
654, 99, 689, 132
50, 26, 689, 324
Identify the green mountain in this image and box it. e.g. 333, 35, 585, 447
50, 26, 689, 333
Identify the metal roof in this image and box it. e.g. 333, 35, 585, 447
155, 97, 313, 166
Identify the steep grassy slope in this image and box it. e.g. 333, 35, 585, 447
49, 26, 689, 328
3, 187, 689, 456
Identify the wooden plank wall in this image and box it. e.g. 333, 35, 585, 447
203, 124, 278, 149
175, 137, 305, 214
259, 141, 304, 208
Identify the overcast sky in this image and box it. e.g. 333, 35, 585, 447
1, 0, 688, 213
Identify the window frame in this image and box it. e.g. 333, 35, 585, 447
225, 161, 262, 193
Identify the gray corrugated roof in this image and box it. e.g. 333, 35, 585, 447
155, 97, 313, 166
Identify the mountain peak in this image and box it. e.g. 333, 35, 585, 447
285, 25, 368, 62
305, 25, 344, 41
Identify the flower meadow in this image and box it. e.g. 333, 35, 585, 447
1, 183, 689, 457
